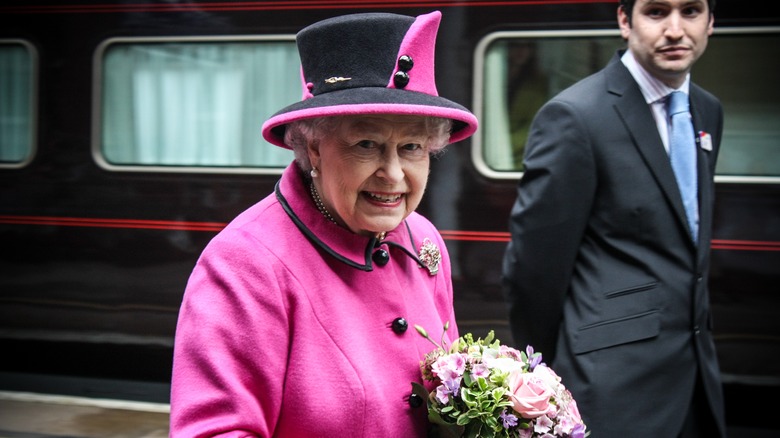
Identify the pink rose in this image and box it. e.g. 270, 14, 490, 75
567, 394, 583, 423
507, 370, 554, 419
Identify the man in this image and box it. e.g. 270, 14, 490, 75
501, 0, 725, 436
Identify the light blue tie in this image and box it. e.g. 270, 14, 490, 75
668, 91, 698, 242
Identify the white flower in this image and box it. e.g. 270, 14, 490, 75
485, 356, 525, 374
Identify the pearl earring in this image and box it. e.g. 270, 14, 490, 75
310, 168, 319, 178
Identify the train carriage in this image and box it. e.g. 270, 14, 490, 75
0, 0, 778, 430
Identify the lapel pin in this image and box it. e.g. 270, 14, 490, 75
699, 131, 712, 151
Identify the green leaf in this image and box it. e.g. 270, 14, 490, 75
491, 387, 507, 401
456, 412, 472, 426
464, 422, 485, 438
462, 372, 473, 388
411, 382, 430, 402
461, 388, 475, 402
428, 406, 458, 427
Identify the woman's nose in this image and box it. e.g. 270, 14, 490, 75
376, 150, 404, 182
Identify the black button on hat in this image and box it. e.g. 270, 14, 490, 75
372, 249, 390, 266
408, 392, 423, 408
397, 55, 414, 71
392, 317, 408, 334
393, 71, 410, 88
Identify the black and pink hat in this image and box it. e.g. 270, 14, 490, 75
261, 11, 478, 149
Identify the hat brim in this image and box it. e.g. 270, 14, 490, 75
261, 87, 478, 149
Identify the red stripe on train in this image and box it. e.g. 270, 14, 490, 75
2, 214, 778, 251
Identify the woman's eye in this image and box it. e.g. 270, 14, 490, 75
402, 143, 422, 151
357, 140, 375, 149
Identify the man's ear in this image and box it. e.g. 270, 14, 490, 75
618, 6, 631, 40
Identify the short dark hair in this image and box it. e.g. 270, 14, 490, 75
619, 0, 716, 24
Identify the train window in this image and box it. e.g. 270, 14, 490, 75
474, 29, 780, 183
94, 37, 299, 172
0, 40, 36, 168
473, 31, 624, 177
695, 31, 780, 181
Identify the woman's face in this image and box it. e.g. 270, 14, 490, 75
309, 115, 435, 237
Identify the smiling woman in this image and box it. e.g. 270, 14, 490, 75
169, 10, 478, 438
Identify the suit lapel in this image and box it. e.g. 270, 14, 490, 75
606, 60, 694, 248
690, 90, 715, 256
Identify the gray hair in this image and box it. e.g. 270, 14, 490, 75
283, 115, 453, 174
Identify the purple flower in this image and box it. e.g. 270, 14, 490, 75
526, 345, 543, 370
435, 384, 450, 404
471, 363, 490, 378
434, 375, 462, 404
432, 353, 466, 381
500, 410, 518, 428
569, 423, 587, 438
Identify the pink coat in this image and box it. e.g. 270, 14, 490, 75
170, 163, 459, 437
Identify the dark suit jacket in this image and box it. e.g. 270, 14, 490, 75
502, 52, 726, 437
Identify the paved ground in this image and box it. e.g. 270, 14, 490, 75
0, 392, 169, 438
1, 390, 778, 438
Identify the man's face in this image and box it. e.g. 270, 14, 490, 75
619, 0, 714, 88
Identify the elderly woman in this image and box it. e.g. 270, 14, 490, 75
169, 10, 477, 438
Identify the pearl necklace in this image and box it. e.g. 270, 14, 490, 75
309, 182, 337, 225
309, 181, 387, 241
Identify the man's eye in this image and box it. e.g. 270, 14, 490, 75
645, 7, 666, 18
682, 6, 704, 17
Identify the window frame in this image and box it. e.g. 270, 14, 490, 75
0, 38, 38, 170
471, 27, 780, 184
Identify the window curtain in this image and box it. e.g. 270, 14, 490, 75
102, 42, 298, 167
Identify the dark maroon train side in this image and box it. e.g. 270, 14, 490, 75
0, 1, 778, 430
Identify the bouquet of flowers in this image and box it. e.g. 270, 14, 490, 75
412, 324, 587, 438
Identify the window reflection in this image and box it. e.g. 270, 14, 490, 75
0, 41, 34, 167
479, 31, 780, 179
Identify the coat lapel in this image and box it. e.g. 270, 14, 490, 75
606, 60, 694, 248
689, 89, 716, 256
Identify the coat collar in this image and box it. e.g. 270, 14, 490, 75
274, 163, 432, 272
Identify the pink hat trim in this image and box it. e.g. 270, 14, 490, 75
261, 102, 478, 148
388, 10, 440, 95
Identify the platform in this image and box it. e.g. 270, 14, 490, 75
0, 391, 169, 438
